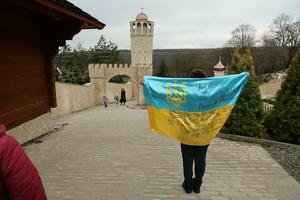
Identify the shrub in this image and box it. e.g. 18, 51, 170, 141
222, 49, 266, 138
264, 51, 300, 144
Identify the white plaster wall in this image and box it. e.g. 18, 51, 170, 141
51, 82, 96, 119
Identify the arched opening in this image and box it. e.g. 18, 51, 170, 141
109, 74, 132, 84
143, 23, 147, 33
137, 23, 141, 33
107, 75, 135, 102
148, 23, 152, 33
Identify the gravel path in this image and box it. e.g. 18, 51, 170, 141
263, 144, 300, 183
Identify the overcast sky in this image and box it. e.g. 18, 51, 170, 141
67, 0, 300, 50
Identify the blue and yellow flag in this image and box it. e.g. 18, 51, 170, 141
144, 72, 249, 146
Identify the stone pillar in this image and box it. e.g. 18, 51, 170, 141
214, 70, 225, 77
138, 81, 144, 105
89, 64, 106, 104
137, 64, 152, 105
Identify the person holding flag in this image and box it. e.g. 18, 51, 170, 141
180, 69, 209, 193
140, 69, 249, 194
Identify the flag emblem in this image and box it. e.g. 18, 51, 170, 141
166, 81, 187, 106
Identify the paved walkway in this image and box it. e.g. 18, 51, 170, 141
24, 104, 300, 200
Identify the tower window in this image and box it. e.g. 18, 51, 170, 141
137, 23, 141, 33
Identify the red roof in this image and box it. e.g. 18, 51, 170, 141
214, 60, 225, 71
136, 12, 148, 21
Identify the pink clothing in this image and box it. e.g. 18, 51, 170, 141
103, 96, 108, 103
0, 124, 47, 200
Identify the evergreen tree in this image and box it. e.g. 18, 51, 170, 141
223, 49, 266, 137
56, 35, 120, 85
57, 44, 87, 85
57, 44, 74, 71
57, 44, 75, 83
89, 35, 120, 64
265, 51, 300, 144
158, 59, 168, 77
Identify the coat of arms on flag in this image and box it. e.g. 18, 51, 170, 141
166, 81, 187, 106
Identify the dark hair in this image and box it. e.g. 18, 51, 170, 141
190, 69, 207, 78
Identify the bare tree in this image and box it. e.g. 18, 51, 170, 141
226, 24, 257, 48
272, 14, 293, 46
290, 20, 300, 47
261, 33, 278, 47
262, 13, 300, 65
262, 14, 300, 47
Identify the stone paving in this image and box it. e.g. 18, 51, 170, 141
24, 104, 300, 200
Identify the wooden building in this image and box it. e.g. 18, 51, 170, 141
0, 0, 105, 142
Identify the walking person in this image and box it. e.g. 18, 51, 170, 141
120, 88, 127, 105
103, 94, 108, 108
0, 124, 48, 200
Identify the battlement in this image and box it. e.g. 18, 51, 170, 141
88, 63, 133, 70
88, 63, 153, 79
88, 63, 152, 70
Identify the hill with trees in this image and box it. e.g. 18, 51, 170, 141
119, 47, 289, 77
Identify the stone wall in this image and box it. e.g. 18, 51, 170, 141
8, 113, 52, 144
51, 82, 96, 119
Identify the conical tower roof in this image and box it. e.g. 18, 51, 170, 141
214, 58, 225, 71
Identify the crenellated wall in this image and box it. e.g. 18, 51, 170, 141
88, 63, 152, 105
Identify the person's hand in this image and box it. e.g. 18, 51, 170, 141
139, 77, 144, 86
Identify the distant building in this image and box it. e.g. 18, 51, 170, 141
89, 10, 154, 105
130, 11, 154, 67
131, 10, 154, 104
0, 0, 105, 143
213, 58, 226, 76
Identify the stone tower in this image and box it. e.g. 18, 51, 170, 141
130, 10, 154, 104
130, 10, 154, 66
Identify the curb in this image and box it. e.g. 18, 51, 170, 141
127, 105, 147, 110
217, 133, 300, 150
22, 123, 68, 146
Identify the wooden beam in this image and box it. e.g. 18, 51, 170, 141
8, 0, 105, 29
35, 0, 105, 29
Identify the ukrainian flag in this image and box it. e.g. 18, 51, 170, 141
144, 72, 249, 146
